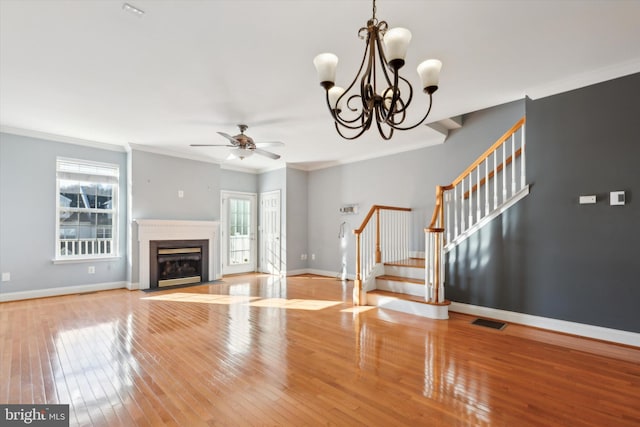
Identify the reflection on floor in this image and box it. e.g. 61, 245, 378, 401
1, 273, 639, 426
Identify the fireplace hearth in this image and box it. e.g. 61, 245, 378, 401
150, 240, 209, 288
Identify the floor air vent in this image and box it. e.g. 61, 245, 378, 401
472, 318, 507, 330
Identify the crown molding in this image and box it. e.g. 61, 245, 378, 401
525, 58, 640, 100
128, 143, 222, 165
0, 126, 127, 152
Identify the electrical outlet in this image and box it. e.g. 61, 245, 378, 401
1, 272, 10, 282
88, 266, 95, 274
178, 190, 184, 198
311, 254, 316, 260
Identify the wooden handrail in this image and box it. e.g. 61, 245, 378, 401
426, 116, 526, 230
451, 117, 526, 187
353, 205, 412, 235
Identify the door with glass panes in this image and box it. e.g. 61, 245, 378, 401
221, 191, 257, 275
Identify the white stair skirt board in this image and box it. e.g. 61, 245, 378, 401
368, 292, 449, 320
384, 265, 424, 281
445, 185, 530, 252
0, 281, 127, 302
449, 302, 640, 347
376, 277, 425, 298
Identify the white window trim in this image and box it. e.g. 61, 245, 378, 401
55, 157, 120, 262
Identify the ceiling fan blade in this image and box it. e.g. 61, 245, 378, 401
255, 141, 284, 148
190, 144, 235, 147
253, 148, 281, 160
217, 132, 240, 145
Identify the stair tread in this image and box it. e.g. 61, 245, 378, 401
369, 289, 450, 306
377, 275, 424, 285
384, 258, 425, 268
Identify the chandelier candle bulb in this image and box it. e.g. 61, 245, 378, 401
383, 27, 412, 67
417, 59, 442, 93
313, 53, 339, 89
328, 86, 346, 111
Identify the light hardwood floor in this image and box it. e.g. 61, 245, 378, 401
1, 274, 639, 426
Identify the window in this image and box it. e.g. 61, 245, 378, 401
56, 157, 119, 259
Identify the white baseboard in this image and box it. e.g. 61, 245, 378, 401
286, 269, 355, 281
127, 282, 139, 290
449, 302, 640, 347
0, 281, 128, 302
285, 269, 311, 276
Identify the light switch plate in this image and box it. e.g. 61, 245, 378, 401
579, 195, 596, 204
610, 191, 625, 206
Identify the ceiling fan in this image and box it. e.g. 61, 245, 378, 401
190, 124, 284, 160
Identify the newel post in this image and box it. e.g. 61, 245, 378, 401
354, 231, 362, 306
375, 208, 381, 263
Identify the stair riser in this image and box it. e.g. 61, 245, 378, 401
384, 265, 424, 280
376, 279, 425, 298
367, 294, 449, 320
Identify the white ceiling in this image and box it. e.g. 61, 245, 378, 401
2, 0, 640, 172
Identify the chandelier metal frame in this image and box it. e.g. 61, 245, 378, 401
314, 0, 441, 140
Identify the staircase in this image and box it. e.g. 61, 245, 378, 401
367, 258, 450, 319
353, 117, 528, 319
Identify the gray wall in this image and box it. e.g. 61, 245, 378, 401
131, 150, 220, 220
307, 100, 526, 276
448, 73, 640, 333
0, 133, 128, 293
129, 149, 221, 283
220, 168, 258, 193
285, 167, 308, 272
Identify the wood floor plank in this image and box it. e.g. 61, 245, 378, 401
1, 274, 639, 426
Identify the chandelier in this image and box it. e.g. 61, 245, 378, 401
313, 0, 442, 140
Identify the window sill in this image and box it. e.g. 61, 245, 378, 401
52, 256, 122, 265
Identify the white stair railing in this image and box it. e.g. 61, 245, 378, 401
444, 117, 528, 250
353, 205, 411, 305
425, 117, 528, 305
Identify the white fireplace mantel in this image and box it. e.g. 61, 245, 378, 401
134, 219, 220, 289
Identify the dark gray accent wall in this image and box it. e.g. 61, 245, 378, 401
0, 133, 128, 293
447, 73, 640, 333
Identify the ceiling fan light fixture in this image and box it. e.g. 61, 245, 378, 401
231, 147, 253, 160
313, 0, 442, 140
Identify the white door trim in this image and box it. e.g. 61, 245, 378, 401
221, 191, 257, 275
259, 190, 281, 275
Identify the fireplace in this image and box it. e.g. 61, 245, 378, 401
150, 240, 209, 288
134, 219, 220, 290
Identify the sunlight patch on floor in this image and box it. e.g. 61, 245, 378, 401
341, 306, 376, 313
249, 298, 342, 310
142, 293, 260, 304
142, 293, 341, 310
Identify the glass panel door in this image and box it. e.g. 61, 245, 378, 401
221, 192, 257, 275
